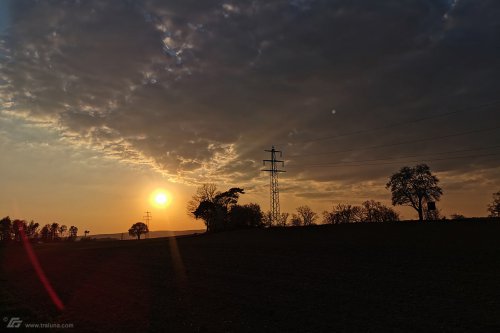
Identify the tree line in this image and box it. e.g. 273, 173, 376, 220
188, 189, 400, 231
189, 164, 500, 232
2, 164, 499, 241
0, 217, 79, 243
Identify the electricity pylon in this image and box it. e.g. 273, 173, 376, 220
262, 146, 285, 226
143, 211, 151, 239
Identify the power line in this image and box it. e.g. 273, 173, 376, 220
290, 126, 500, 159
289, 152, 500, 169
292, 144, 500, 168
294, 99, 500, 145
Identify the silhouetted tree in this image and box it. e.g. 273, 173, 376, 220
380, 207, 399, 222
450, 213, 466, 220
129, 222, 149, 240
262, 211, 273, 227
187, 183, 218, 218
192, 186, 245, 232
424, 206, 444, 221
12, 220, 27, 242
278, 212, 290, 227
323, 204, 363, 224
345, 205, 363, 223
68, 226, 78, 240
58, 225, 67, 239
487, 191, 500, 218
322, 210, 337, 225
26, 221, 40, 240
229, 203, 263, 228
290, 214, 302, 226
324, 202, 398, 224
40, 224, 51, 241
362, 200, 383, 223
296, 205, 318, 226
84, 230, 90, 238
193, 201, 219, 232
0, 216, 12, 242
386, 164, 443, 223
361, 200, 399, 222
50, 222, 60, 241
262, 211, 289, 227
215, 188, 245, 210
214, 188, 245, 229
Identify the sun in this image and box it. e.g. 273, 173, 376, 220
155, 193, 167, 205
150, 189, 171, 208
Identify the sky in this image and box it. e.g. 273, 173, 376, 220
0, 0, 499, 234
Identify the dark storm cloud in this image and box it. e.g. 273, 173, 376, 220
1, 0, 499, 192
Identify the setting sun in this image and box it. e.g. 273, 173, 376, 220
150, 189, 171, 208
155, 193, 167, 205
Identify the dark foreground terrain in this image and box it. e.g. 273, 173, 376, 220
1, 222, 500, 332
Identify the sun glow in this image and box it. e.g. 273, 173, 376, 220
155, 193, 167, 205
150, 189, 171, 208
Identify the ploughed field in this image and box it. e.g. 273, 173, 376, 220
1, 222, 500, 332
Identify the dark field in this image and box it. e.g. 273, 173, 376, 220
2, 222, 500, 332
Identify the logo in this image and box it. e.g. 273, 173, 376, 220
6, 317, 23, 328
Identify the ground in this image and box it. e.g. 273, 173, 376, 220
1, 222, 500, 332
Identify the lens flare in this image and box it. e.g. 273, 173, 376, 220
19, 225, 65, 311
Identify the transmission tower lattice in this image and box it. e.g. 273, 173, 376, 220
143, 211, 151, 239
262, 146, 285, 225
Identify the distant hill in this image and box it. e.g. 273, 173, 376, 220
85, 229, 205, 240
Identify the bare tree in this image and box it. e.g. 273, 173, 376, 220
322, 210, 337, 225
187, 183, 218, 218
362, 200, 383, 223
262, 211, 273, 227
329, 204, 363, 224
386, 164, 443, 223
324, 202, 392, 224
263, 211, 288, 227
290, 214, 302, 226
296, 205, 318, 226
487, 191, 500, 218
361, 200, 399, 222
278, 212, 289, 227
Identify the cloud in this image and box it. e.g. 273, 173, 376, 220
1, 0, 499, 196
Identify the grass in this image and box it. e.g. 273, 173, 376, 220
1, 221, 500, 332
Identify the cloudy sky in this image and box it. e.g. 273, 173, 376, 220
0, 0, 499, 233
